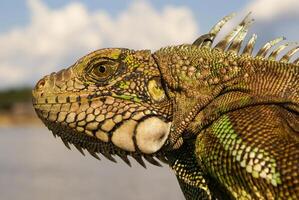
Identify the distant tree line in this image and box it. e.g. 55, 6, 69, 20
0, 88, 32, 111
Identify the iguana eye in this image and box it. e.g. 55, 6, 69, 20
97, 65, 107, 73
93, 64, 111, 78
88, 60, 117, 82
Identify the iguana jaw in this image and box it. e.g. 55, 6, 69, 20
35, 109, 170, 167
32, 48, 173, 167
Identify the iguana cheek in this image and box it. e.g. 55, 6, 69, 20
135, 117, 171, 154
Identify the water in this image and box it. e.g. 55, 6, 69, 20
0, 127, 184, 200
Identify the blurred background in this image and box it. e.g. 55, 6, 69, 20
0, 0, 298, 199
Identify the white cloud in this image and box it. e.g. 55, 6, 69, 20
0, 0, 198, 89
244, 0, 299, 21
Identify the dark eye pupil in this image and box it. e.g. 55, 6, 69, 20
98, 65, 106, 73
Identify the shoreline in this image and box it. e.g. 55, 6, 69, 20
0, 114, 42, 127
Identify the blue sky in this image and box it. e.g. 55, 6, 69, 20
0, 1, 246, 32
0, 0, 298, 89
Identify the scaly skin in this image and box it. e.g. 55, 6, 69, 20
32, 13, 299, 199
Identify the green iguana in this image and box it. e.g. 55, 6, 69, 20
32, 13, 299, 199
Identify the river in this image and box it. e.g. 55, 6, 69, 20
0, 127, 184, 200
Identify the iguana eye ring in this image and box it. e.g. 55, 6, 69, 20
88, 60, 118, 82
92, 62, 112, 78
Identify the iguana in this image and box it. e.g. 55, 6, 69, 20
32, 13, 299, 199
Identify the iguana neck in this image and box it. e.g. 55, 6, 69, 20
189, 55, 299, 132
154, 46, 299, 147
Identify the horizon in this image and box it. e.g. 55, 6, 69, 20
1, 0, 299, 90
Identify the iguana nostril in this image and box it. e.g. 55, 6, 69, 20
36, 79, 45, 90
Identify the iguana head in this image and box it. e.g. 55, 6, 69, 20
32, 48, 173, 166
